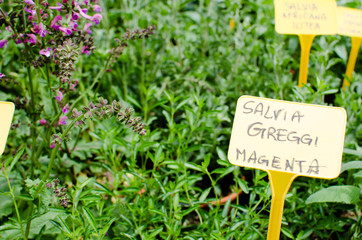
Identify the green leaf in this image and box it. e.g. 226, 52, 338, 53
306, 185, 360, 204
353, 170, 362, 179
16, 194, 33, 201
281, 227, 294, 239
79, 195, 102, 201
341, 161, 362, 173
5, 147, 24, 172
185, 162, 204, 172
199, 187, 211, 202
216, 147, 227, 161
78, 178, 93, 189
82, 207, 98, 235
296, 229, 313, 240
222, 197, 232, 218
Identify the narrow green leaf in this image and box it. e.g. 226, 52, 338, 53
185, 162, 203, 172
148, 226, 164, 239
281, 227, 294, 239
79, 178, 93, 189
79, 195, 102, 201
222, 197, 232, 218
94, 182, 112, 194
199, 187, 211, 202
296, 229, 313, 239
7, 147, 25, 172
16, 194, 33, 201
82, 207, 98, 234
306, 185, 360, 204
216, 147, 227, 161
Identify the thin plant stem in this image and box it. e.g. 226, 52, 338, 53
5, 171, 27, 240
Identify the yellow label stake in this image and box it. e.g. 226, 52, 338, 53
0, 102, 15, 155
228, 96, 347, 239
274, 0, 337, 87
337, 7, 362, 89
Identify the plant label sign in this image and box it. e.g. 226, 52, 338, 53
274, 0, 337, 35
0, 102, 15, 155
337, 7, 362, 38
228, 96, 347, 179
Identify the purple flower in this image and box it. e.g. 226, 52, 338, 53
76, 5, 92, 20
59, 27, 72, 35
24, 0, 35, 6
0, 73, 5, 78
40, 47, 52, 57
62, 104, 70, 114
83, 22, 93, 34
91, 14, 102, 25
93, 5, 102, 12
58, 116, 68, 126
70, 21, 78, 31
55, 91, 63, 102
72, 12, 80, 20
0, 39, 8, 48
27, 34, 37, 44
38, 22, 47, 37
50, 142, 56, 148
39, 119, 47, 125
81, 46, 91, 55
51, 15, 62, 30
49, 3, 63, 10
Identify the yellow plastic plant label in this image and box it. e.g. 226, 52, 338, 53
0, 102, 15, 155
274, 0, 337, 35
228, 96, 347, 239
228, 96, 347, 179
337, 7, 362, 38
337, 7, 362, 89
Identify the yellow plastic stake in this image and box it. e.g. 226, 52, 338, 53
298, 34, 315, 88
0, 102, 15, 155
266, 170, 299, 240
343, 37, 362, 89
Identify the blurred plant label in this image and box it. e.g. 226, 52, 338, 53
228, 96, 347, 179
0, 102, 15, 155
274, 0, 337, 35
337, 7, 362, 38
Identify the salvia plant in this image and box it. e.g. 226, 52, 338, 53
0, 0, 154, 239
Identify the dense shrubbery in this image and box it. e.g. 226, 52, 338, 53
0, 0, 361, 239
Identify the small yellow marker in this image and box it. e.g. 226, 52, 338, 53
228, 96, 347, 239
274, 0, 337, 87
0, 102, 15, 155
336, 7, 362, 89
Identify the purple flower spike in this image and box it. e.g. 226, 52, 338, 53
40, 47, 52, 57
91, 14, 102, 25
50, 142, 56, 149
0, 73, 5, 78
0, 39, 8, 48
58, 116, 68, 126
